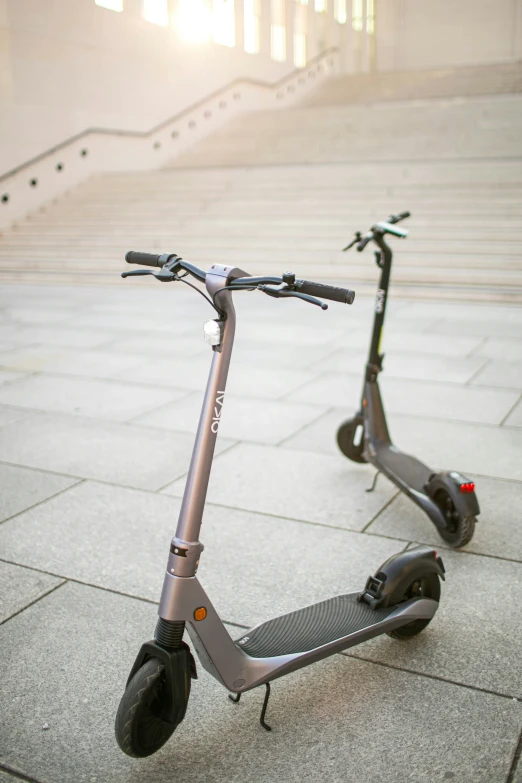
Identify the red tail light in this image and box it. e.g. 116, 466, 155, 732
459, 482, 475, 493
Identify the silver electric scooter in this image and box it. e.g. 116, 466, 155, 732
115, 250, 445, 758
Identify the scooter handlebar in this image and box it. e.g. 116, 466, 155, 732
295, 279, 355, 304
125, 251, 165, 267
388, 211, 411, 224
357, 233, 374, 252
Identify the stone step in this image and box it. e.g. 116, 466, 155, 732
0, 257, 520, 287
1, 237, 520, 256
0, 270, 520, 305
1, 74, 521, 303
305, 62, 522, 106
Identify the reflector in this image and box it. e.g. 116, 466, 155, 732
459, 482, 475, 493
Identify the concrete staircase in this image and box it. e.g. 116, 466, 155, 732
1, 64, 521, 302
305, 61, 522, 106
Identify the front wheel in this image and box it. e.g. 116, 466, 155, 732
387, 571, 440, 640
434, 489, 475, 547
337, 416, 367, 463
115, 657, 190, 758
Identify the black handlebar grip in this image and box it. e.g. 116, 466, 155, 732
125, 251, 163, 267
296, 280, 355, 305
388, 211, 411, 224
357, 234, 373, 252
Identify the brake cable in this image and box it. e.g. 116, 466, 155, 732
175, 275, 221, 314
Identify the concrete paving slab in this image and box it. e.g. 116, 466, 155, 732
0, 369, 29, 385
0, 373, 186, 421
399, 301, 522, 325
0, 345, 145, 380
99, 332, 207, 358
0, 768, 21, 781
471, 337, 522, 361
164, 443, 397, 532
227, 363, 320, 400
311, 349, 487, 384
282, 405, 522, 482
282, 406, 355, 456
0, 561, 64, 624
471, 359, 522, 389
0, 480, 405, 625
360, 330, 484, 357
115, 354, 213, 391
288, 372, 520, 425
0, 406, 35, 429
0, 463, 79, 523
367, 475, 522, 561
239, 320, 345, 346
514, 756, 522, 783
4, 307, 79, 325
231, 340, 338, 369
350, 548, 522, 698
505, 399, 522, 427
68, 311, 199, 334
0, 581, 520, 783
431, 317, 522, 339
135, 391, 325, 445
0, 325, 121, 348
0, 413, 233, 490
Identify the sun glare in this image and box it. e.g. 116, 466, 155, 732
177, 0, 213, 43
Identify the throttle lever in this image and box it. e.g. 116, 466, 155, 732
259, 284, 328, 310
121, 269, 177, 282
342, 232, 361, 252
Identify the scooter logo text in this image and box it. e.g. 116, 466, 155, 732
375, 289, 386, 314
211, 391, 225, 433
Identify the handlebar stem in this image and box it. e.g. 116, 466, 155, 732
174, 265, 237, 552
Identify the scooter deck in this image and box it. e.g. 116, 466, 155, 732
235, 594, 394, 658
373, 442, 432, 493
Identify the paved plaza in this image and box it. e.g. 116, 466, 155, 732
0, 280, 521, 783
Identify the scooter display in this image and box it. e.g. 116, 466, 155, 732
115, 250, 445, 758
338, 212, 479, 547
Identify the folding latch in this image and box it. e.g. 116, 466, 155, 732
358, 575, 385, 606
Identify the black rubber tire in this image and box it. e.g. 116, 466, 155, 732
337, 417, 367, 463
387, 571, 440, 640
115, 657, 187, 758
434, 488, 475, 547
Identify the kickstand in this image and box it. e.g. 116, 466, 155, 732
366, 471, 381, 493
228, 683, 272, 731
260, 683, 272, 731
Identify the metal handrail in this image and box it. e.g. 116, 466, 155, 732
0, 47, 338, 183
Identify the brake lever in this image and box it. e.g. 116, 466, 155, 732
121, 269, 177, 282
259, 284, 328, 310
342, 232, 361, 252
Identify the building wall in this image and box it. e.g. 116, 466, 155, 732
376, 0, 522, 72
2, 0, 520, 176
0, 0, 294, 174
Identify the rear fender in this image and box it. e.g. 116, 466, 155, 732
425, 471, 480, 517
359, 545, 445, 609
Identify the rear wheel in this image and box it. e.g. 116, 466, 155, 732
434, 488, 475, 547
115, 657, 189, 758
387, 571, 440, 639
337, 416, 367, 463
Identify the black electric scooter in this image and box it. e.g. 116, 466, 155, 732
337, 212, 479, 547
